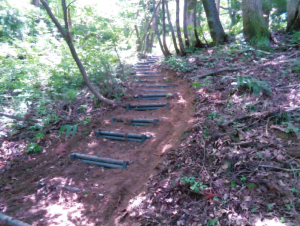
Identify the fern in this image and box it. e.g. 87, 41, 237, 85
58, 124, 78, 138
236, 75, 272, 96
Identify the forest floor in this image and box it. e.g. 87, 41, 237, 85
2, 35, 300, 226
128, 39, 300, 225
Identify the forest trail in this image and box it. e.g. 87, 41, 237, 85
0, 57, 196, 226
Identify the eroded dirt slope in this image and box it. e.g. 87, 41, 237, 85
0, 57, 196, 226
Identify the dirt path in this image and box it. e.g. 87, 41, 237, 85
0, 57, 195, 226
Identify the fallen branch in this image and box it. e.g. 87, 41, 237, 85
192, 67, 242, 80
220, 106, 300, 128
0, 113, 40, 123
259, 165, 300, 172
0, 213, 31, 226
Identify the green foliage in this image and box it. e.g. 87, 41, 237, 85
82, 117, 91, 126
240, 175, 246, 182
235, 75, 272, 96
286, 204, 294, 210
26, 143, 42, 154
163, 56, 197, 73
58, 124, 77, 138
246, 104, 257, 112
282, 122, 299, 134
250, 36, 270, 49
181, 176, 208, 193
0, 0, 130, 140
208, 111, 217, 120
207, 218, 218, 226
247, 183, 255, 189
230, 181, 236, 188
192, 82, 202, 87
291, 188, 299, 194
291, 31, 300, 44
267, 203, 274, 211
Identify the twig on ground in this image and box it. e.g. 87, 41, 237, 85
259, 165, 300, 172
192, 67, 242, 80
0, 113, 40, 123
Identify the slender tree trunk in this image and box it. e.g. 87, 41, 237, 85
41, 0, 115, 105
176, 0, 186, 55
31, 0, 39, 7
183, 0, 190, 46
148, 0, 158, 53
202, 0, 227, 45
242, 0, 270, 42
166, 0, 181, 55
162, 0, 172, 56
140, 0, 162, 53
193, 1, 205, 48
287, 0, 300, 32
155, 15, 167, 57
135, 25, 142, 51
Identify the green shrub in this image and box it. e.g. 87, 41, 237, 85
26, 143, 42, 154
236, 75, 272, 96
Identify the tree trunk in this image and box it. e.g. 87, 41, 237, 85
202, 0, 227, 45
287, 0, 300, 32
262, 0, 271, 28
176, 0, 186, 55
193, 1, 205, 48
41, 0, 115, 105
242, 0, 270, 42
186, 0, 198, 46
183, 0, 190, 46
166, 0, 181, 55
139, 1, 162, 53
135, 25, 142, 52
216, 0, 220, 13
162, 0, 172, 56
147, 0, 158, 53
31, 0, 39, 7
155, 15, 167, 57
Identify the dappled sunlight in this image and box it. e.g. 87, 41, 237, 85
162, 143, 172, 153
87, 141, 99, 148
102, 119, 111, 125
253, 217, 286, 226
175, 93, 187, 104
44, 203, 84, 226
286, 88, 300, 108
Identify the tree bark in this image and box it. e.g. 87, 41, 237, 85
262, 0, 271, 28
186, 0, 198, 47
216, 0, 220, 13
155, 16, 167, 57
40, 0, 115, 105
176, 0, 186, 55
162, 0, 172, 56
193, 1, 205, 48
135, 25, 142, 52
140, 0, 162, 53
166, 0, 181, 55
287, 0, 300, 32
242, 0, 270, 42
183, 0, 190, 46
31, 0, 39, 7
147, 0, 158, 53
202, 0, 227, 45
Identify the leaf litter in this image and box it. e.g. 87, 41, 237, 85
130, 42, 300, 225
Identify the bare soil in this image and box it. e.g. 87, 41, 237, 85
0, 61, 196, 226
